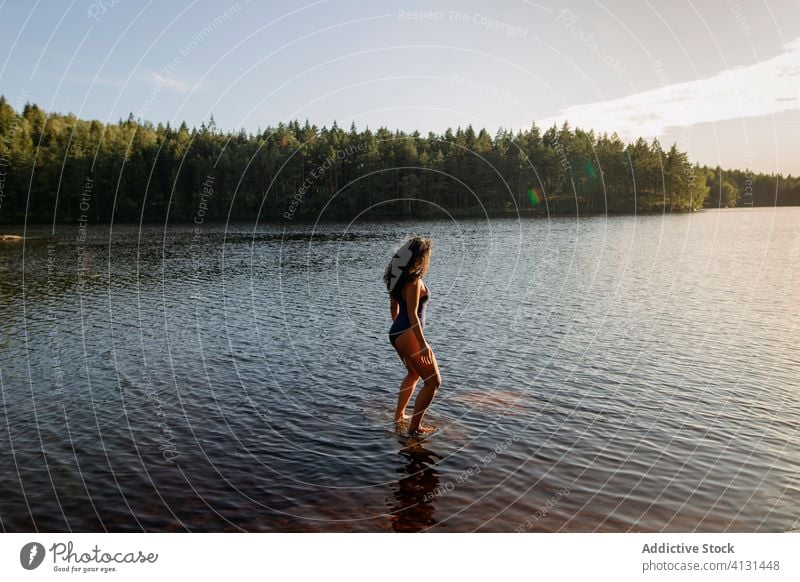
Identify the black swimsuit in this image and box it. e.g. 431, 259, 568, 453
389, 283, 429, 347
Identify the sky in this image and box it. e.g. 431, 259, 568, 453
1, 0, 799, 174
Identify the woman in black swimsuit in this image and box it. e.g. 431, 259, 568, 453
384, 237, 441, 435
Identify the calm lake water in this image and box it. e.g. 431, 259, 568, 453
1, 208, 798, 532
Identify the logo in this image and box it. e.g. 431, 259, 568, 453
20, 542, 46, 570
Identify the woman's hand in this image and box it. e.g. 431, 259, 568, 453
419, 343, 433, 365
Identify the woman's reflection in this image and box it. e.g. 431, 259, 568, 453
388, 438, 441, 532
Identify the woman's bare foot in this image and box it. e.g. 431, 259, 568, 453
408, 424, 436, 436
394, 412, 410, 424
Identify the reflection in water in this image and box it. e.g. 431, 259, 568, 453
389, 438, 441, 532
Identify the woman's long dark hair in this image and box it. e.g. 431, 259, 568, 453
383, 236, 432, 299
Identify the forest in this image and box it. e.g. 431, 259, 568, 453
1, 96, 798, 225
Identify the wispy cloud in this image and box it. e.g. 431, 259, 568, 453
538, 37, 800, 139
140, 67, 197, 93
94, 76, 126, 88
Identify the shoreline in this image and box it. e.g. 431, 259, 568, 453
2, 204, 798, 230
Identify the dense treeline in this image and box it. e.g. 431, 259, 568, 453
1, 97, 798, 225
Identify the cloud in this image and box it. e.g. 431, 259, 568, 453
538, 37, 800, 139
140, 67, 196, 93
94, 77, 125, 88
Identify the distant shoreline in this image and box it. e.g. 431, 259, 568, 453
3, 100, 799, 226
3, 205, 799, 232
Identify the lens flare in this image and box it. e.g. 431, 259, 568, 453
527, 187, 542, 206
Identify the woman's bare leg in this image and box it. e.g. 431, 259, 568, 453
407, 357, 440, 434
394, 332, 441, 435
395, 362, 419, 423
409, 387, 436, 432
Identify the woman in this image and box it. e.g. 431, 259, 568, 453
384, 237, 442, 435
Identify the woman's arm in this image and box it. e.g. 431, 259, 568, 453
390, 296, 399, 321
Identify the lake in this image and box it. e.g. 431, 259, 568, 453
0, 207, 798, 532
